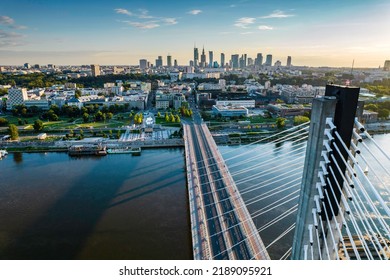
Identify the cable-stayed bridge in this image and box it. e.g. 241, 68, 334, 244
183, 85, 390, 260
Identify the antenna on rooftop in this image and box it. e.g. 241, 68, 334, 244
351, 59, 354, 75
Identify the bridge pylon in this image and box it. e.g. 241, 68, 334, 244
292, 85, 360, 260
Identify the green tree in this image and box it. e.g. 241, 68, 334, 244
117, 130, 121, 139
106, 112, 113, 120
276, 117, 286, 129
8, 124, 19, 140
0, 117, 8, 126
33, 119, 44, 132
50, 104, 60, 115
82, 113, 89, 123
79, 129, 84, 139
175, 115, 181, 123
157, 112, 161, 118
94, 111, 104, 122
75, 89, 82, 99
165, 114, 170, 122
364, 104, 378, 112
293, 115, 310, 125
378, 108, 389, 119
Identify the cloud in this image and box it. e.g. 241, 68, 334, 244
234, 17, 256, 28
114, 8, 133, 16
258, 25, 274, 30
260, 10, 294, 19
138, 9, 154, 19
188, 10, 202, 15
241, 31, 253, 35
0, 29, 25, 48
163, 18, 178, 25
124, 21, 160, 29
0, 15, 27, 29
0, 29, 23, 38
0, 15, 15, 25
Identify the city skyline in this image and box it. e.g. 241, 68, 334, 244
0, 0, 389, 67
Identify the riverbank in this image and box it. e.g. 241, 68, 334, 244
0, 138, 184, 153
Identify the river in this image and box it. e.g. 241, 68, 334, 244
0, 133, 388, 260
0, 148, 192, 260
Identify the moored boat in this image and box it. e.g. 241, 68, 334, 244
68, 144, 107, 156
0, 150, 8, 159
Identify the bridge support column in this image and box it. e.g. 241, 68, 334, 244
291, 96, 337, 259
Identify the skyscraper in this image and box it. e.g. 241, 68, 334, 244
256, 53, 263, 66
265, 54, 272, 66
139, 59, 148, 70
167, 55, 172, 67
174, 59, 178, 67
194, 46, 199, 67
220, 53, 225, 68
200, 47, 206, 68
209, 51, 213, 68
287, 56, 292, 67
239, 55, 245, 69
231, 54, 239, 69
243, 54, 247, 68
156, 56, 163, 68
91, 64, 100, 77
384, 60, 390, 71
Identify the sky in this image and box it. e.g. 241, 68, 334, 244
0, 0, 389, 67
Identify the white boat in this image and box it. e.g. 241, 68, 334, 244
107, 147, 141, 155
0, 150, 8, 159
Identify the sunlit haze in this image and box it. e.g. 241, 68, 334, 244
0, 0, 389, 67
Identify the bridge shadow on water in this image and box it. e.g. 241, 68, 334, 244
0, 153, 189, 260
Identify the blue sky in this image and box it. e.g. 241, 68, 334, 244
0, 0, 389, 67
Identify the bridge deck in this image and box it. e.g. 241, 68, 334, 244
184, 123, 270, 260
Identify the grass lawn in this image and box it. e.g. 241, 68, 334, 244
247, 115, 275, 124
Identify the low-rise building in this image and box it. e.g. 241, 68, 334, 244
267, 103, 311, 117
212, 105, 248, 118
216, 99, 255, 108
24, 99, 50, 110
362, 110, 379, 123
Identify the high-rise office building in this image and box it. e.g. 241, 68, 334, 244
220, 53, 225, 68
231, 54, 239, 69
248, 58, 254, 66
194, 46, 199, 67
167, 55, 172, 67
200, 47, 206, 68
239, 55, 245, 69
265, 54, 272, 66
287, 56, 292, 67
174, 59, 178, 67
384, 60, 390, 71
243, 54, 247, 68
256, 53, 263, 66
24, 63, 30, 69
139, 59, 148, 70
209, 51, 213, 68
91, 64, 100, 77
155, 56, 163, 68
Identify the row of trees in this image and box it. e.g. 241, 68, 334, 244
364, 101, 390, 119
